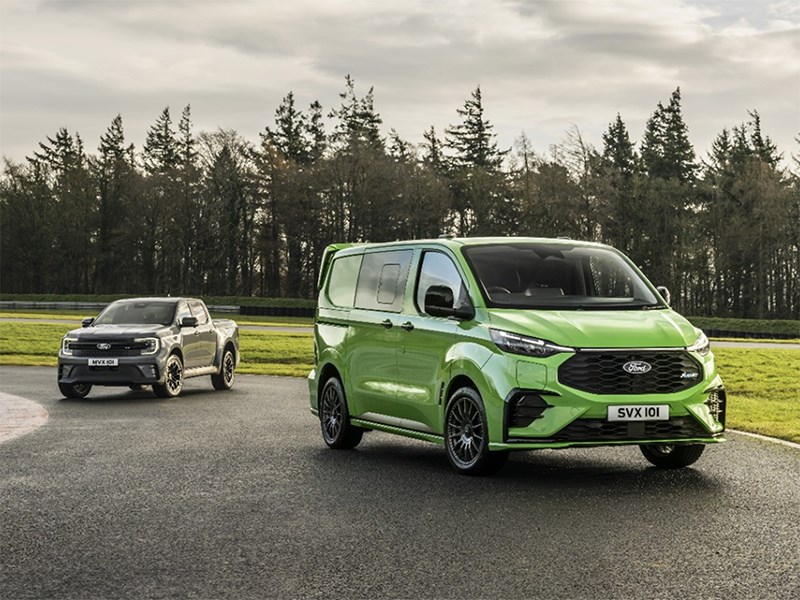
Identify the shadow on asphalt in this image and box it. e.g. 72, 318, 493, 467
307, 439, 722, 495
54, 387, 215, 405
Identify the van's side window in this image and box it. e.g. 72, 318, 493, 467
416, 251, 467, 314
327, 255, 363, 308
355, 250, 413, 312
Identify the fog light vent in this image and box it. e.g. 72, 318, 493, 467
509, 393, 552, 428
705, 388, 726, 426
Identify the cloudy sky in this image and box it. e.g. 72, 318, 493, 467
1, 0, 798, 163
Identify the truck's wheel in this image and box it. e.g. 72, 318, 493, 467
153, 354, 184, 398
58, 382, 91, 399
211, 348, 236, 391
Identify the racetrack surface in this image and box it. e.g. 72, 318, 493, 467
1, 366, 798, 599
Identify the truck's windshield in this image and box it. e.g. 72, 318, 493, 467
462, 243, 663, 310
94, 301, 177, 326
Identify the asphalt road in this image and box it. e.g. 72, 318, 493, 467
1, 366, 798, 600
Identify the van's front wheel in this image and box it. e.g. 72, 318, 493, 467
445, 387, 508, 475
319, 377, 363, 449
640, 443, 705, 468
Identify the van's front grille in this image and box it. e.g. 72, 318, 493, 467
558, 351, 702, 395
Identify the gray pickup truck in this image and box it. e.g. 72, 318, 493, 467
58, 297, 239, 399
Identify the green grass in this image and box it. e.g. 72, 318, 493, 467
714, 348, 800, 444
689, 316, 800, 337
0, 310, 313, 328
1, 321, 797, 443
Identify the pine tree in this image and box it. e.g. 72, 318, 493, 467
143, 107, 178, 175
445, 86, 507, 170
330, 75, 383, 149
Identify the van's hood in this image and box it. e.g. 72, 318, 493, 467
487, 309, 699, 349
65, 324, 170, 338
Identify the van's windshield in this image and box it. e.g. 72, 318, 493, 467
462, 243, 664, 310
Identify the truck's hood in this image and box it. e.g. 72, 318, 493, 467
65, 324, 171, 338
487, 308, 700, 349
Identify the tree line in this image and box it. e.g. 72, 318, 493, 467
1, 77, 798, 319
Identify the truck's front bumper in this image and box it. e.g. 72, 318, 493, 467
58, 358, 162, 386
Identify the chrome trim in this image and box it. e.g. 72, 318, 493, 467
576, 347, 686, 352
358, 412, 437, 434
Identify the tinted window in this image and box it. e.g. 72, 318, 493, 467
94, 300, 177, 326
175, 301, 192, 324
355, 250, 413, 312
327, 254, 363, 308
189, 300, 210, 325
463, 243, 661, 310
416, 251, 468, 314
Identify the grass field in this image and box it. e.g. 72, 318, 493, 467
0, 321, 797, 443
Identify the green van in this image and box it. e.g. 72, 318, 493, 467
308, 237, 725, 475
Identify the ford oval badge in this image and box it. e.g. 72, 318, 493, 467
623, 360, 651, 374
97, 343, 112, 350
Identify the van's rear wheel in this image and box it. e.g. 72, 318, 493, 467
640, 443, 705, 468
319, 377, 363, 449
445, 387, 508, 475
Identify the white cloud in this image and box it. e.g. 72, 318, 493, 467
0, 0, 798, 163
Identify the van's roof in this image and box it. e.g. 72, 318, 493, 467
334, 236, 611, 254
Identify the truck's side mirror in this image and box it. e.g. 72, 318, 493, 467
424, 286, 475, 321
81, 317, 94, 328
656, 286, 671, 305
180, 316, 199, 328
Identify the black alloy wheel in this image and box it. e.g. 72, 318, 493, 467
640, 443, 705, 468
444, 387, 508, 475
154, 354, 184, 398
58, 382, 92, 399
319, 377, 363, 449
211, 349, 236, 390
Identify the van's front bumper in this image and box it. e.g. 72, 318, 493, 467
482, 349, 726, 451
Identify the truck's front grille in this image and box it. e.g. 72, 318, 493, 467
558, 351, 703, 394
71, 338, 144, 357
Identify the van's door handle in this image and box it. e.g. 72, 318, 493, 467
400, 321, 414, 332
381, 319, 393, 329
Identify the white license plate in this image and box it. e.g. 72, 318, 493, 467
608, 405, 669, 421
89, 358, 118, 367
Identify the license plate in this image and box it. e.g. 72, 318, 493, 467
608, 405, 669, 421
88, 358, 118, 367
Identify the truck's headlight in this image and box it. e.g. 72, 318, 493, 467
135, 338, 160, 355
687, 331, 710, 356
490, 329, 573, 358
61, 337, 77, 356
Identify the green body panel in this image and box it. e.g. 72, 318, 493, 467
309, 237, 726, 452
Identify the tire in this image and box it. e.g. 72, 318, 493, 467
444, 387, 509, 476
58, 382, 91, 399
319, 377, 363, 449
640, 443, 705, 468
153, 353, 184, 398
211, 348, 236, 391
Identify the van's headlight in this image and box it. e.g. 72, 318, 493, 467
687, 331, 710, 356
490, 329, 573, 358
61, 337, 78, 355
135, 338, 160, 355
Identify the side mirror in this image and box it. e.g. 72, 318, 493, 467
180, 316, 199, 328
81, 317, 94, 328
656, 286, 671, 305
424, 285, 475, 320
